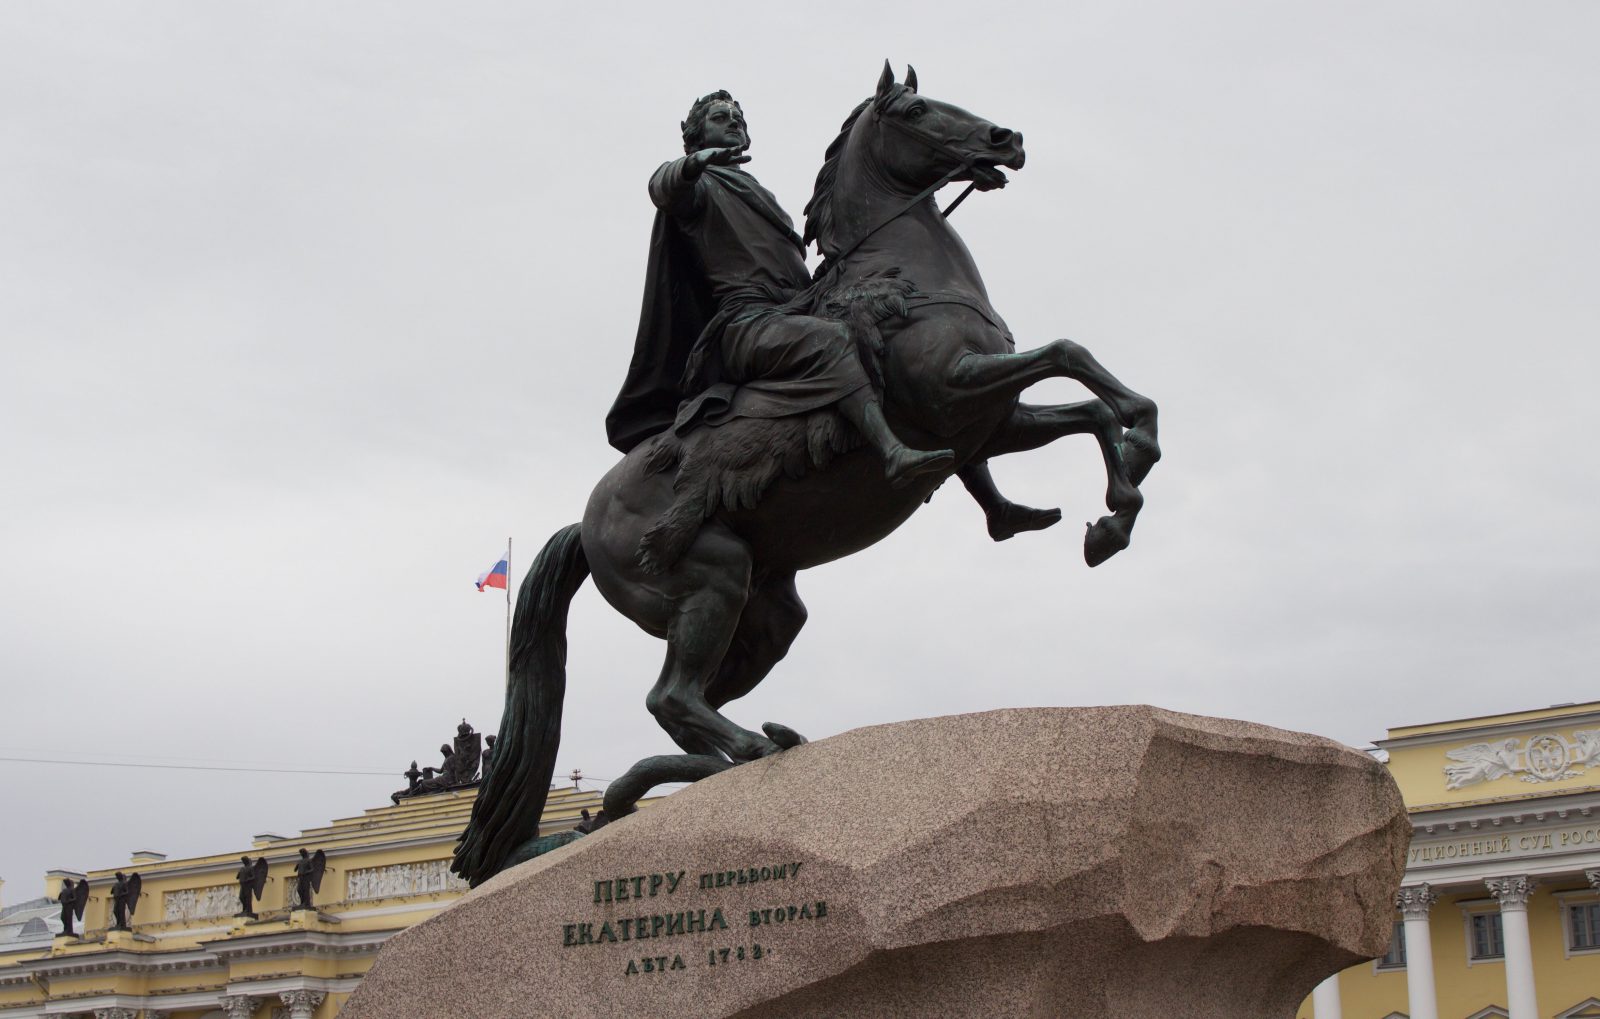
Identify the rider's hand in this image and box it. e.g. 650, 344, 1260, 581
687, 146, 751, 175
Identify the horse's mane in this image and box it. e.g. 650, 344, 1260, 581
803, 97, 874, 261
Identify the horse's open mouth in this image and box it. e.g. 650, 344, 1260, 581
969, 163, 1011, 191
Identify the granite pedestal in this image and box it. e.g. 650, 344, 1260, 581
343, 706, 1409, 1018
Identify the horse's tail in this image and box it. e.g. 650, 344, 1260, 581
452, 523, 589, 887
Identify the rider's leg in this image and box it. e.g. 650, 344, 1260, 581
957, 460, 1062, 542
718, 313, 954, 488
838, 387, 955, 488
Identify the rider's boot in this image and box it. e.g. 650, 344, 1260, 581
958, 461, 1063, 541
840, 389, 954, 488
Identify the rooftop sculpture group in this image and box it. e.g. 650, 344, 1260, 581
233, 848, 328, 918
454, 64, 1160, 886
392, 720, 488, 803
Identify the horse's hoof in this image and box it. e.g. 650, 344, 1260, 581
728, 733, 784, 763
1120, 429, 1161, 486
762, 722, 809, 749
987, 504, 1063, 542
1084, 514, 1133, 567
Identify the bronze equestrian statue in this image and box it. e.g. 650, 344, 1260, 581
455, 64, 1159, 886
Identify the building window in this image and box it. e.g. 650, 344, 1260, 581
1377, 920, 1407, 969
1569, 902, 1600, 951
1471, 911, 1505, 960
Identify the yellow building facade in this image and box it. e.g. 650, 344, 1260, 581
12, 703, 1597, 1018
0, 785, 601, 1019
1303, 701, 1600, 1019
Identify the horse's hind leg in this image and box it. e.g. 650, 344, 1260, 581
951, 339, 1160, 484
978, 400, 1144, 566
643, 522, 783, 763
705, 572, 808, 746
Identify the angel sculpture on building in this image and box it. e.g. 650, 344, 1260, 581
109, 871, 141, 930
56, 878, 87, 938
293, 848, 326, 911
235, 856, 268, 918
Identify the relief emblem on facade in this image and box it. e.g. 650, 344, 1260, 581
1443, 730, 1600, 790
163, 884, 239, 921
346, 860, 468, 902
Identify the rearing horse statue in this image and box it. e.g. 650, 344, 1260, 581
453, 63, 1160, 886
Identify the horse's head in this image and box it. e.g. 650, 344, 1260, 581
865, 61, 1025, 195
805, 63, 1026, 260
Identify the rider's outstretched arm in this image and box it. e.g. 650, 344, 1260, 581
648, 157, 705, 218
648, 146, 748, 217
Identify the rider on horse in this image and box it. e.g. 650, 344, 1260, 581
454, 66, 1158, 889
606, 90, 1060, 539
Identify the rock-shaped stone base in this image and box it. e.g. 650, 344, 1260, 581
342, 707, 1408, 1019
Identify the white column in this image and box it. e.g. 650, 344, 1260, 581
1485, 876, 1538, 1019
1311, 973, 1343, 1019
1396, 883, 1439, 1019
1586, 868, 1599, 889
279, 989, 326, 1019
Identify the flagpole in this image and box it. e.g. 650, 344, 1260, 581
504, 536, 512, 688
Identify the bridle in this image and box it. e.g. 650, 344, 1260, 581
873, 106, 986, 217
818, 100, 994, 278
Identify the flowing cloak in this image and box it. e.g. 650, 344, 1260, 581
605, 163, 821, 454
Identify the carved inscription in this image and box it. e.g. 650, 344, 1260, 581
564, 859, 829, 977
563, 907, 729, 946
1409, 823, 1600, 864
699, 863, 802, 889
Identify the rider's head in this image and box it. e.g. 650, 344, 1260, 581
682, 91, 749, 154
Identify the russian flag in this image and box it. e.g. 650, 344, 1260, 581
475, 550, 509, 592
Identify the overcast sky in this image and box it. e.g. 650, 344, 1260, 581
2, 1, 1596, 900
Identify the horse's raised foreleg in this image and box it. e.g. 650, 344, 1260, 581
643, 522, 784, 763
951, 339, 1160, 484
977, 399, 1145, 566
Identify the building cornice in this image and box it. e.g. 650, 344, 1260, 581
2, 946, 221, 982
1401, 789, 1600, 891
0, 926, 398, 996
201, 926, 398, 961
1379, 707, 1600, 751
1409, 788, 1600, 830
